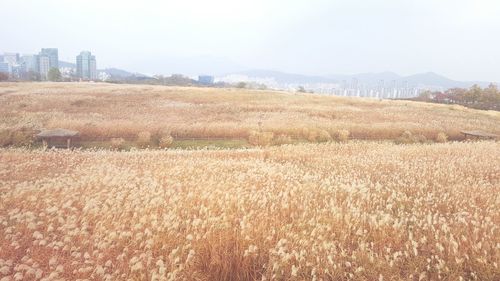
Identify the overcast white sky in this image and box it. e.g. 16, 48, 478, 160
1, 0, 499, 81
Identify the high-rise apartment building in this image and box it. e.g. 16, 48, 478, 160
20, 55, 39, 73
39, 56, 50, 80
0, 62, 10, 74
3, 53, 19, 66
40, 48, 58, 69
76, 51, 97, 80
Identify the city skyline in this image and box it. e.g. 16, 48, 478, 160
0, 48, 98, 81
1, 46, 498, 100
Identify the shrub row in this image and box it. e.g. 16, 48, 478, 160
247, 129, 351, 147
0, 129, 36, 147
395, 131, 449, 144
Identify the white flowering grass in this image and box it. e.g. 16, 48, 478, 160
0, 82, 499, 142
0, 141, 499, 280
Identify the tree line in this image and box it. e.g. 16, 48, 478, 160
0, 67, 62, 82
415, 84, 500, 111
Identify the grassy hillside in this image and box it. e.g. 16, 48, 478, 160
0, 82, 499, 148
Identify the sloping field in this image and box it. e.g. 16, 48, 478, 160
1, 142, 499, 280
0, 82, 499, 142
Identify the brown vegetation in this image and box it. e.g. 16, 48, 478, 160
158, 135, 174, 149
248, 130, 274, 146
0, 82, 499, 280
395, 131, 428, 144
272, 134, 293, 145
0, 128, 36, 147
435, 132, 448, 143
334, 129, 350, 142
0, 72, 8, 82
136, 131, 152, 147
0, 83, 498, 147
0, 141, 499, 280
110, 137, 126, 150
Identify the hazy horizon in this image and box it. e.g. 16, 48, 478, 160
1, 0, 499, 81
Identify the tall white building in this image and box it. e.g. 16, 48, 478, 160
20, 55, 39, 73
39, 56, 50, 80
39, 48, 58, 69
0, 62, 10, 74
3, 53, 19, 66
76, 51, 97, 80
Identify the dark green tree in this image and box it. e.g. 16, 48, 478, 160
297, 86, 306, 93
47, 68, 61, 82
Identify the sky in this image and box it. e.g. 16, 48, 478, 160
1, 0, 499, 81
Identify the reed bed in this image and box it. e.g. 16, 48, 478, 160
1, 141, 499, 280
1, 82, 499, 143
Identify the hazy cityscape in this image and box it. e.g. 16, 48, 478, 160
218, 73, 425, 99
2, 48, 498, 100
0, 49, 98, 82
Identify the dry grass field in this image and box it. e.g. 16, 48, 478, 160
0, 82, 499, 280
1, 142, 499, 280
0, 82, 499, 147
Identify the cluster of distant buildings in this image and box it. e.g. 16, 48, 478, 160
217, 75, 424, 98
0, 49, 451, 100
290, 83, 423, 99
197, 75, 214, 85
311, 80, 423, 99
0, 48, 97, 81
0, 47, 216, 85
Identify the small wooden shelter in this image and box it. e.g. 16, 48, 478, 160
461, 130, 498, 140
37, 129, 79, 148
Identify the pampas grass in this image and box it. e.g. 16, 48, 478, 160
0, 141, 499, 280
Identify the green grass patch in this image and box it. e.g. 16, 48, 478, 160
76, 139, 251, 150
78, 140, 136, 150
172, 139, 250, 149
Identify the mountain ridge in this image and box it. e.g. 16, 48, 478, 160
59, 61, 148, 78
229, 69, 495, 89
59, 60, 496, 89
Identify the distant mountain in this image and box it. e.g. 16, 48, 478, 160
101, 68, 135, 78
328, 71, 494, 89
401, 72, 490, 89
233, 69, 335, 84
227, 69, 494, 90
328, 72, 402, 85
59, 61, 148, 78
60, 59, 495, 89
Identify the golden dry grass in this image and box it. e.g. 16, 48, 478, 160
1, 82, 499, 142
1, 141, 499, 280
